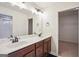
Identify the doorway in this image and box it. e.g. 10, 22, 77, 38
59, 9, 78, 57
28, 18, 33, 35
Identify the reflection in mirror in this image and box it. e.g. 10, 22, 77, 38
33, 13, 43, 36
0, 14, 12, 39
28, 18, 33, 35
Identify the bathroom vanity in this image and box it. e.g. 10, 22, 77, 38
0, 35, 51, 57
8, 36, 51, 57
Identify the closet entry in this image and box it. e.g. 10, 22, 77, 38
59, 9, 78, 57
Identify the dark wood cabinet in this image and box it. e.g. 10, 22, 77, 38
24, 51, 35, 57
43, 37, 51, 56
44, 42, 48, 56
48, 39, 51, 52
8, 44, 35, 57
8, 36, 51, 57
35, 41, 43, 57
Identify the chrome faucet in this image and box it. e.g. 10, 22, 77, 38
38, 33, 42, 37
9, 35, 19, 43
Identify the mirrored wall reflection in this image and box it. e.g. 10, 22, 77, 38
0, 14, 12, 39
33, 13, 43, 35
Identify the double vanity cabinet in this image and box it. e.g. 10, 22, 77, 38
8, 37, 51, 57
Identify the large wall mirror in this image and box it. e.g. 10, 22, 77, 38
33, 13, 43, 35
0, 14, 12, 39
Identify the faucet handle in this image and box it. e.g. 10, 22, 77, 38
15, 36, 18, 42
9, 37, 15, 43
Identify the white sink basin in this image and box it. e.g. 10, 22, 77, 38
7, 41, 28, 48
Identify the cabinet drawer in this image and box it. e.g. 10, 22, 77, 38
36, 41, 43, 48
36, 46, 43, 57
44, 37, 51, 43
8, 44, 35, 57
24, 51, 35, 57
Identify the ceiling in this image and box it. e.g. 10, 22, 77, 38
0, 2, 33, 16
35, 2, 79, 11
0, 2, 79, 14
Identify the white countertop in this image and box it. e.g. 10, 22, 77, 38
0, 34, 51, 56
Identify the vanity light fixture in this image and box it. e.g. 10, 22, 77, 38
46, 22, 50, 26
9, 2, 27, 9
35, 8, 43, 13
9, 2, 43, 14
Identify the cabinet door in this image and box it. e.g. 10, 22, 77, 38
36, 41, 43, 57
48, 39, 51, 52
36, 46, 43, 57
44, 37, 51, 56
24, 51, 35, 57
44, 42, 48, 56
